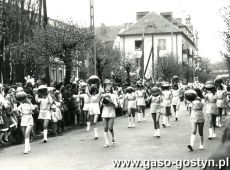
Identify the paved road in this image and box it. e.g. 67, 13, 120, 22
0, 103, 226, 170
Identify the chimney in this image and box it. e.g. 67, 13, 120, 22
136, 11, 149, 21
185, 15, 191, 25
160, 12, 173, 22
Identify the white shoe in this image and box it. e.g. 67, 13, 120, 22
86, 122, 91, 131
132, 124, 136, 128
166, 124, 171, 127
104, 144, 109, 148
24, 149, 28, 154
212, 133, 216, 138
137, 113, 141, 122
142, 117, 146, 121
199, 145, 204, 150
112, 138, 116, 145
156, 129, 160, 138
128, 122, 132, 128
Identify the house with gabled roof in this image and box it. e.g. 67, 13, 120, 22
118, 11, 198, 80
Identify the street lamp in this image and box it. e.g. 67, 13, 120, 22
90, 0, 96, 75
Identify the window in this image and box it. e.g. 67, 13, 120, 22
59, 69, 63, 82
135, 58, 141, 67
158, 39, 166, 50
135, 40, 142, 51
52, 69, 56, 82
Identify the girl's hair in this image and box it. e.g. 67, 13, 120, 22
90, 86, 98, 95
217, 84, 223, 90
173, 85, 179, 90
161, 86, 170, 91
222, 120, 230, 143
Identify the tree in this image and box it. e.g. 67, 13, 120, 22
156, 53, 181, 82
0, 0, 41, 83
221, 4, 230, 76
92, 40, 122, 80
23, 21, 94, 85
112, 52, 136, 85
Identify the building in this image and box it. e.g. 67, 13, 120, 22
118, 11, 199, 81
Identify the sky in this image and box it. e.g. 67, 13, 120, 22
47, 0, 229, 63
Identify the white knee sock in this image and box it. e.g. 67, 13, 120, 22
209, 128, 213, 138
175, 111, 179, 118
131, 117, 135, 127
43, 129, 47, 141
153, 129, 157, 136
163, 116, 166, 125
24, 138, 30, 153
138, 113, 141, 122
86, 122, 91, 131
190, 134, 196, 147
128, 117, 131, 127
94, 128, 98, 138
157, 129, 160, 137
104, 132, 109, 145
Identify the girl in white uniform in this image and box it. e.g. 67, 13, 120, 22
79, 83, 90, 131
172, 84, 180, 121
101, 85, 118, 147
149, 87, 163, 138
36, 85, 53, 143
203, 85, 217, 140
135, 85, 146, 122
86, 85, 103, 139
186, 89, 205, 151
162, 83, 173, 127
124, 87, 137, 128
17, 92, 36, 154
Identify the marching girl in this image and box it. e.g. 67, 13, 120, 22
124, 87, 137, 128
16, 91, 36, 154
101, 83, 118, 147
86, 83, 103, 139
35, 85, 53, 143
172, 84, 181, 121
149, 87, 163, 138
135, 83, 146, 122
186, 89, 205, 151
79, 83, 90, 131
203, 81, 217, 140
216, 84, 227, 127
161, 82, 173, 127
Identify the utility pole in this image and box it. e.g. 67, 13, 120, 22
141, 32, 145, 82
0, 0, 5, 83
90, 0, 96, 75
